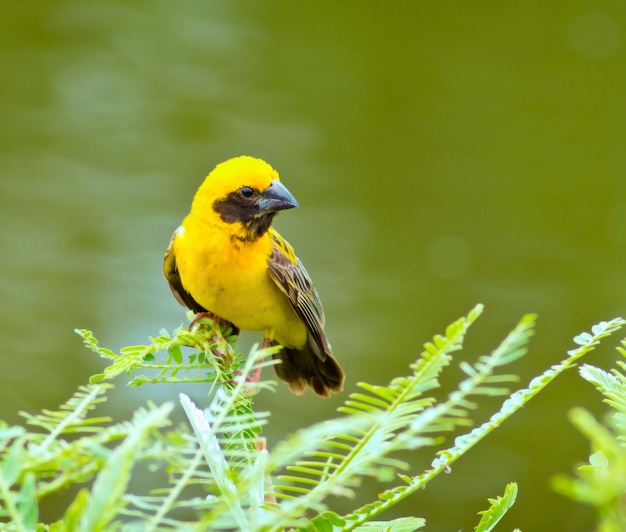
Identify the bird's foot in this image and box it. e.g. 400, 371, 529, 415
190, 312, 240, 337
188, 312, 241, 364
189, 311, 219, 330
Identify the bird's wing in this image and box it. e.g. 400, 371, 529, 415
266, 229, 331, 361
163, 226, 208, 314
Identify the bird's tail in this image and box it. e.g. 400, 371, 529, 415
272, 343, 344, 398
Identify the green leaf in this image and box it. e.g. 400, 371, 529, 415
78, 403, 173, 531
474, 482, 518, 532
17, 472, 38, 529
309, 511, 347, 531
179, 393, 255, 529
168, 345, 183, 364
62, 488, 90, 531
1, 439, 24, 487
579, 364, 626, 414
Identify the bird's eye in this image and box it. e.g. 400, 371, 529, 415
239, 186, 255, 198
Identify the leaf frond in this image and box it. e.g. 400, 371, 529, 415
7, 309, 623, 530
474, 482, 518, 532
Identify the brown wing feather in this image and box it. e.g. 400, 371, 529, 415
163, 226, 208, 314
266, 230, 331, 361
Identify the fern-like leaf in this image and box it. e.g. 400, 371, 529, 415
256, 305, 526, 530
474, 482, 518, 532
76, 402, 174, 531
338, 316, 624, 529
19, 384, 113, 450
579, 364, 626, 415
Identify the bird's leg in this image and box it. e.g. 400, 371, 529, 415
189, 312, 241, 369
190, 312, 225, 360
247, 337, 271, 384
190, 312, 240, 341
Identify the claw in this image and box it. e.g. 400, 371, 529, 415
190, 312, 240, 337
189, 311, 218, 330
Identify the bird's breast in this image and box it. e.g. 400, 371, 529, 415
174, 220, 306, 347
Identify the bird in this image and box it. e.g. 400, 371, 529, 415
163, 155, 344, 397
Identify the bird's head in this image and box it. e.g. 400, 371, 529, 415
190, 156, 299, 241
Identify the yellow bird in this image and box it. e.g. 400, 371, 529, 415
163, 156, 344, 397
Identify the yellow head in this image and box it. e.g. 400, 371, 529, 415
189, 156, 298, 241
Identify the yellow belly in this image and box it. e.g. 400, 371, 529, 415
174, 218, 307, 349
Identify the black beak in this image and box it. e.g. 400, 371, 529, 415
257, 180, 299, 214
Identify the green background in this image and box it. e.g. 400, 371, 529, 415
2, 2, 625, 530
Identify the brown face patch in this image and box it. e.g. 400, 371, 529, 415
213, 190, 260, 224
213, 190, 276, 241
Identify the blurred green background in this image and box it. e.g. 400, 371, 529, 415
1, 1, 625, 530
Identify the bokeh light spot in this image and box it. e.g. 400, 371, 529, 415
568, 10, 621, 61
